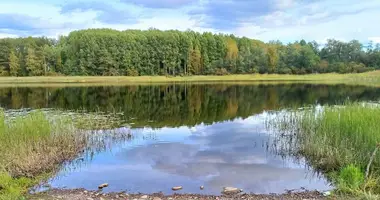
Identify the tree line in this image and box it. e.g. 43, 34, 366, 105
0, 28, 380, 76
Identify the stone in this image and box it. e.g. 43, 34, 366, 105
84, 190, 88, 194
222, 187, 243, 194
153, 197, 162, 200
168, 198, 173, 200
98, 183, 109, 189
172, 186, 183, 191
323, 191, 331, 196
140, 195, 148, 199
200, 185, 204, 190
86, 198, 94, 200
116, 195, 119, 198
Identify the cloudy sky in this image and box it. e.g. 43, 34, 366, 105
1, 0, 379, 43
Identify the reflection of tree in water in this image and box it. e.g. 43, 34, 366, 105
1, 84, 380, 128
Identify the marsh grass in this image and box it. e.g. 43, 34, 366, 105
268, 102, 380, 196
0, 109, 87, 199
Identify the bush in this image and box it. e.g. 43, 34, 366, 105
277, 67, 292, 74
126, 68, 139, 76
45, 71, 64, 76
214, 68, 229, 76
336, 164, 365, 193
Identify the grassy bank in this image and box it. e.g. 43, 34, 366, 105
0, 71, 380, 87
269, 103, 380, 198
0, 110, 87, 200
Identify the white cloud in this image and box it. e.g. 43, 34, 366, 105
0, 0, 379, 43
368, 37, 380, 44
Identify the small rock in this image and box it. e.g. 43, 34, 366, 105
100, 198, 105, 200
140, 195, 148, 199
222, 187, 243, 194
153, 197, 162, 200
116, 195, 119, 198
84, 190, 88, 194
98, 183, 109, 189
323, 191, 331, 196
200, 186, 204, 190
172, 186, 183, 191
87, 198, 94, 200
168, 198, 173, 200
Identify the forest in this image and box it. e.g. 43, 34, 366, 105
0, 28, 380, 76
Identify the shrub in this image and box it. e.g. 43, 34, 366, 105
336, 164, 365, 193
214, 68, 229, 76
126, 68, 139, 76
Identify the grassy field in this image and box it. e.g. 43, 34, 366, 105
0, 110, 87, 200
0, 71, 380, 87
268, 103, 380, 198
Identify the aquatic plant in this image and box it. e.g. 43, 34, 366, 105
0, 109, 87, 200
268, 102, 380, 196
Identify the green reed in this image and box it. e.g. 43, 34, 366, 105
0, 109, 86, 200
268, 102, 380, 196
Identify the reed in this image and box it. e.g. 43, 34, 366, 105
0, 109, 86, 199
268, 102, 380, 195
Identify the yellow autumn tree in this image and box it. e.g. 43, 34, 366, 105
226, 38, 239, 72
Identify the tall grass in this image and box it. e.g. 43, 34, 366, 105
268, 103, 380, 195
0, 109, 87, 199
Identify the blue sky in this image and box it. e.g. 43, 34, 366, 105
1, 0, 380, 44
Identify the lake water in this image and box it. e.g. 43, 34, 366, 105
2, 83, 380, 195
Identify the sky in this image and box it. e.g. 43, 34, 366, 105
0, 0, 380, 44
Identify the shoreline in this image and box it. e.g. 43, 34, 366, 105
29, 188, 327, 200
0, 71, 379, 88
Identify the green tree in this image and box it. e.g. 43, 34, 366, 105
9, 50, 20, 76
26, 47, 43, 76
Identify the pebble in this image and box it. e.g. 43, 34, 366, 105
153, 197, 162, 200
140, 195, 148, 199
172, 186, 183, 191
323, 191, 331, 196
168, 198, 173, 200
86, 198, 94, 200
98, 183, 109, 189
222, 187, 243, 194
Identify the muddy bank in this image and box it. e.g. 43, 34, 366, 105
29, 189, 326, 200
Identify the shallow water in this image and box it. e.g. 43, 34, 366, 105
2, 83, 380, 195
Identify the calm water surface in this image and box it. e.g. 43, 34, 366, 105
2, 83, 380, 195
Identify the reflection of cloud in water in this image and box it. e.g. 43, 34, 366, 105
119, 114, 330, 193
46, 113, 331, 195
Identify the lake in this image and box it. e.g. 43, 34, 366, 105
1, 83, 380, 195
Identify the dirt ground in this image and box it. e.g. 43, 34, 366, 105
28, 189, 327, 200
